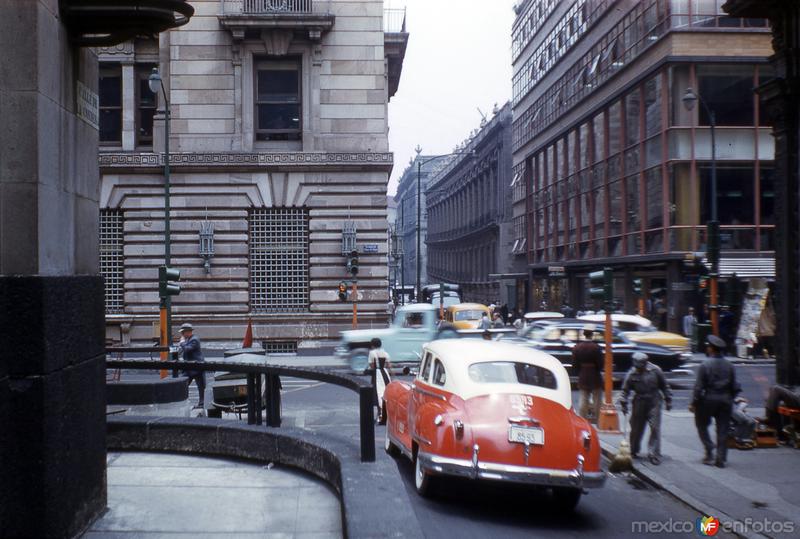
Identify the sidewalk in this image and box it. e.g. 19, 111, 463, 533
599, 408, 800, 539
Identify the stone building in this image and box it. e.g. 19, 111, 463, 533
425, 103, 525, 308
97, 0, 408, 350
392, 154, 438, 296
511, 0, 775, 332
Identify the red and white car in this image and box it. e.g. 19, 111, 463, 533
383, 339, 605, 508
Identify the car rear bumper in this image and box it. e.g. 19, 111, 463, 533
417, 450, 606, 489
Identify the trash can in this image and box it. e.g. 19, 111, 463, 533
695, 323, 712, 352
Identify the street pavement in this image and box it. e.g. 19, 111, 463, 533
97, 352, 799, 538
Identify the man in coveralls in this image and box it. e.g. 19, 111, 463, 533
691, 334, 741, 467
619, 352, 672, 465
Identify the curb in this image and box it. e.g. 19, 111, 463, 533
599, 440, 770, 539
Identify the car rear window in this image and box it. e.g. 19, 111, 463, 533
454, 310, 485, 321
467, 361, 558, 390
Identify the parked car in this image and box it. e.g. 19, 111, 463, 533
383, 339, 605, 508
578, 313, 691, 356
334, 304, 460, 372
207, 348, 269, 419
442, 303, 491, 330
501, 320, 686, 373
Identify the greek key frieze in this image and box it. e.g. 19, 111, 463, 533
99, 152, 393, 169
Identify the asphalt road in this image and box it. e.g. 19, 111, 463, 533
273, 362, 777, 538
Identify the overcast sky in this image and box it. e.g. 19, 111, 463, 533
386, 0, 516, 196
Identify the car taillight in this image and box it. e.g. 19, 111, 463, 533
581, 430, 592, 451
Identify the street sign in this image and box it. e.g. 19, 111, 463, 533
548, 265, 566, 277
362, 244, 379, 253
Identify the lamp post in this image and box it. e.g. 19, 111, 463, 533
400, 197, 406, 304
682, 87, 720, 337
149, 67, 173, 340
414, 147, 474, 297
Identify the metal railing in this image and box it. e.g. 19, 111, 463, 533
384, 7, 406, 32
106, 352, 376, 462
222, 0, 314, 14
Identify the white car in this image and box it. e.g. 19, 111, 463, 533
578, 313, 690, 355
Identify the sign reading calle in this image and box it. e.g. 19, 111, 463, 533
76, 80, 99, 130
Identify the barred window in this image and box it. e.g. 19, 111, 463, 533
249, 208, 309, 313
99, 209, 124, 313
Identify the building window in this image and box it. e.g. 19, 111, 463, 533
697, 64, 755, 126
249, 208, 309, 313
99, 64, 122, 144
255, 57, 302, 141
99, 210, 124, 314
136, 64, 157, 147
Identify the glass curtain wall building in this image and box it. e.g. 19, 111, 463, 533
511, 0, 774, 332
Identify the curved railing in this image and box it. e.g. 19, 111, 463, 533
106, 352, 376, 462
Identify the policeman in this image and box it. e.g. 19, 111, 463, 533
619, 352, 672, 465
691, 334, 741, 467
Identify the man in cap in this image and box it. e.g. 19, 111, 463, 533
178, 323, 206, 408
691, 334, 741, 467
619, 351, 672, 465
572, 326, 603, 422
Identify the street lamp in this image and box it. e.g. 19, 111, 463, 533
682, 87, 720, 337
149, 67, 173, 338
414, 147, 475, 296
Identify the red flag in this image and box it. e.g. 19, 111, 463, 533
242, 318, 253, 348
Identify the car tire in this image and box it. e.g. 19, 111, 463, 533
414, 453, 435, 497
350, 348, 370, 373
552, 486, 582, 511
207, 407, 222, 419
384, 432, 400, 457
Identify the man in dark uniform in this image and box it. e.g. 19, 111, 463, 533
572, 327, 603, 422
178, 323, 206, 408
691, 334, 741, 467
619, 352, 672, 465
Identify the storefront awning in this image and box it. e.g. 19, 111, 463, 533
702, 257, 775, 278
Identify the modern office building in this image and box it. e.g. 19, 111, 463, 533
511, 0, 775, 332
425, 103, 525, 308
97, 0, 408, 350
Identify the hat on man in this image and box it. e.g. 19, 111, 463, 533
706, 334, 726, 350
179, 323, 194, 333
632, 351, 649, 368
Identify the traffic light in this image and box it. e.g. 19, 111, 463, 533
699, 275, 709, 290
338, 281, 348, 302
158, 266, 181, 299
347, 249, 359, 276
632, 277, 643, 297
589, 268, 613, 306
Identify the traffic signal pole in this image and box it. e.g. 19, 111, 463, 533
598, 309, 619, 432
352, 281, 358, 329
159, 301, 168, 378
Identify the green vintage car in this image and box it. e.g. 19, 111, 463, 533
334, 304, 460, 372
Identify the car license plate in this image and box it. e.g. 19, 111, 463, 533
508, 425, 544, 445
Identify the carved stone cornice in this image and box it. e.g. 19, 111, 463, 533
98, 151, 394, 173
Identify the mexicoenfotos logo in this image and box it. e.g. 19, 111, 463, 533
697, 516, 720, 536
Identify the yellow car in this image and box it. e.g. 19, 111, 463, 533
443, 303, 491, 330
578, 314, 690, 356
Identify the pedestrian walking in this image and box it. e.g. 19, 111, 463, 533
491, 312, 505, 328
572, 327, 603, 422
618, 352, 672, 465
478, 312, 491, 330
691, 334, 741, 467
177, 323, 206, 408
682, 307, 698, 352
368, 338, 391, 424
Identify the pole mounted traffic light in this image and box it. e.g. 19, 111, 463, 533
158, 266, 181, 301
589, 268, 613, 308
347, 249, 359, 276
632, 278, 643, 297
338, 281, 348, 302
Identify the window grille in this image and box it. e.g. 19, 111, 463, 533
249, 208, 309, 313
99, 209, 124, 313
263, 340, 298, 354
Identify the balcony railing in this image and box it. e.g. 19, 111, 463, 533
222, 0, 313, 15
384, 7, 406, 32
